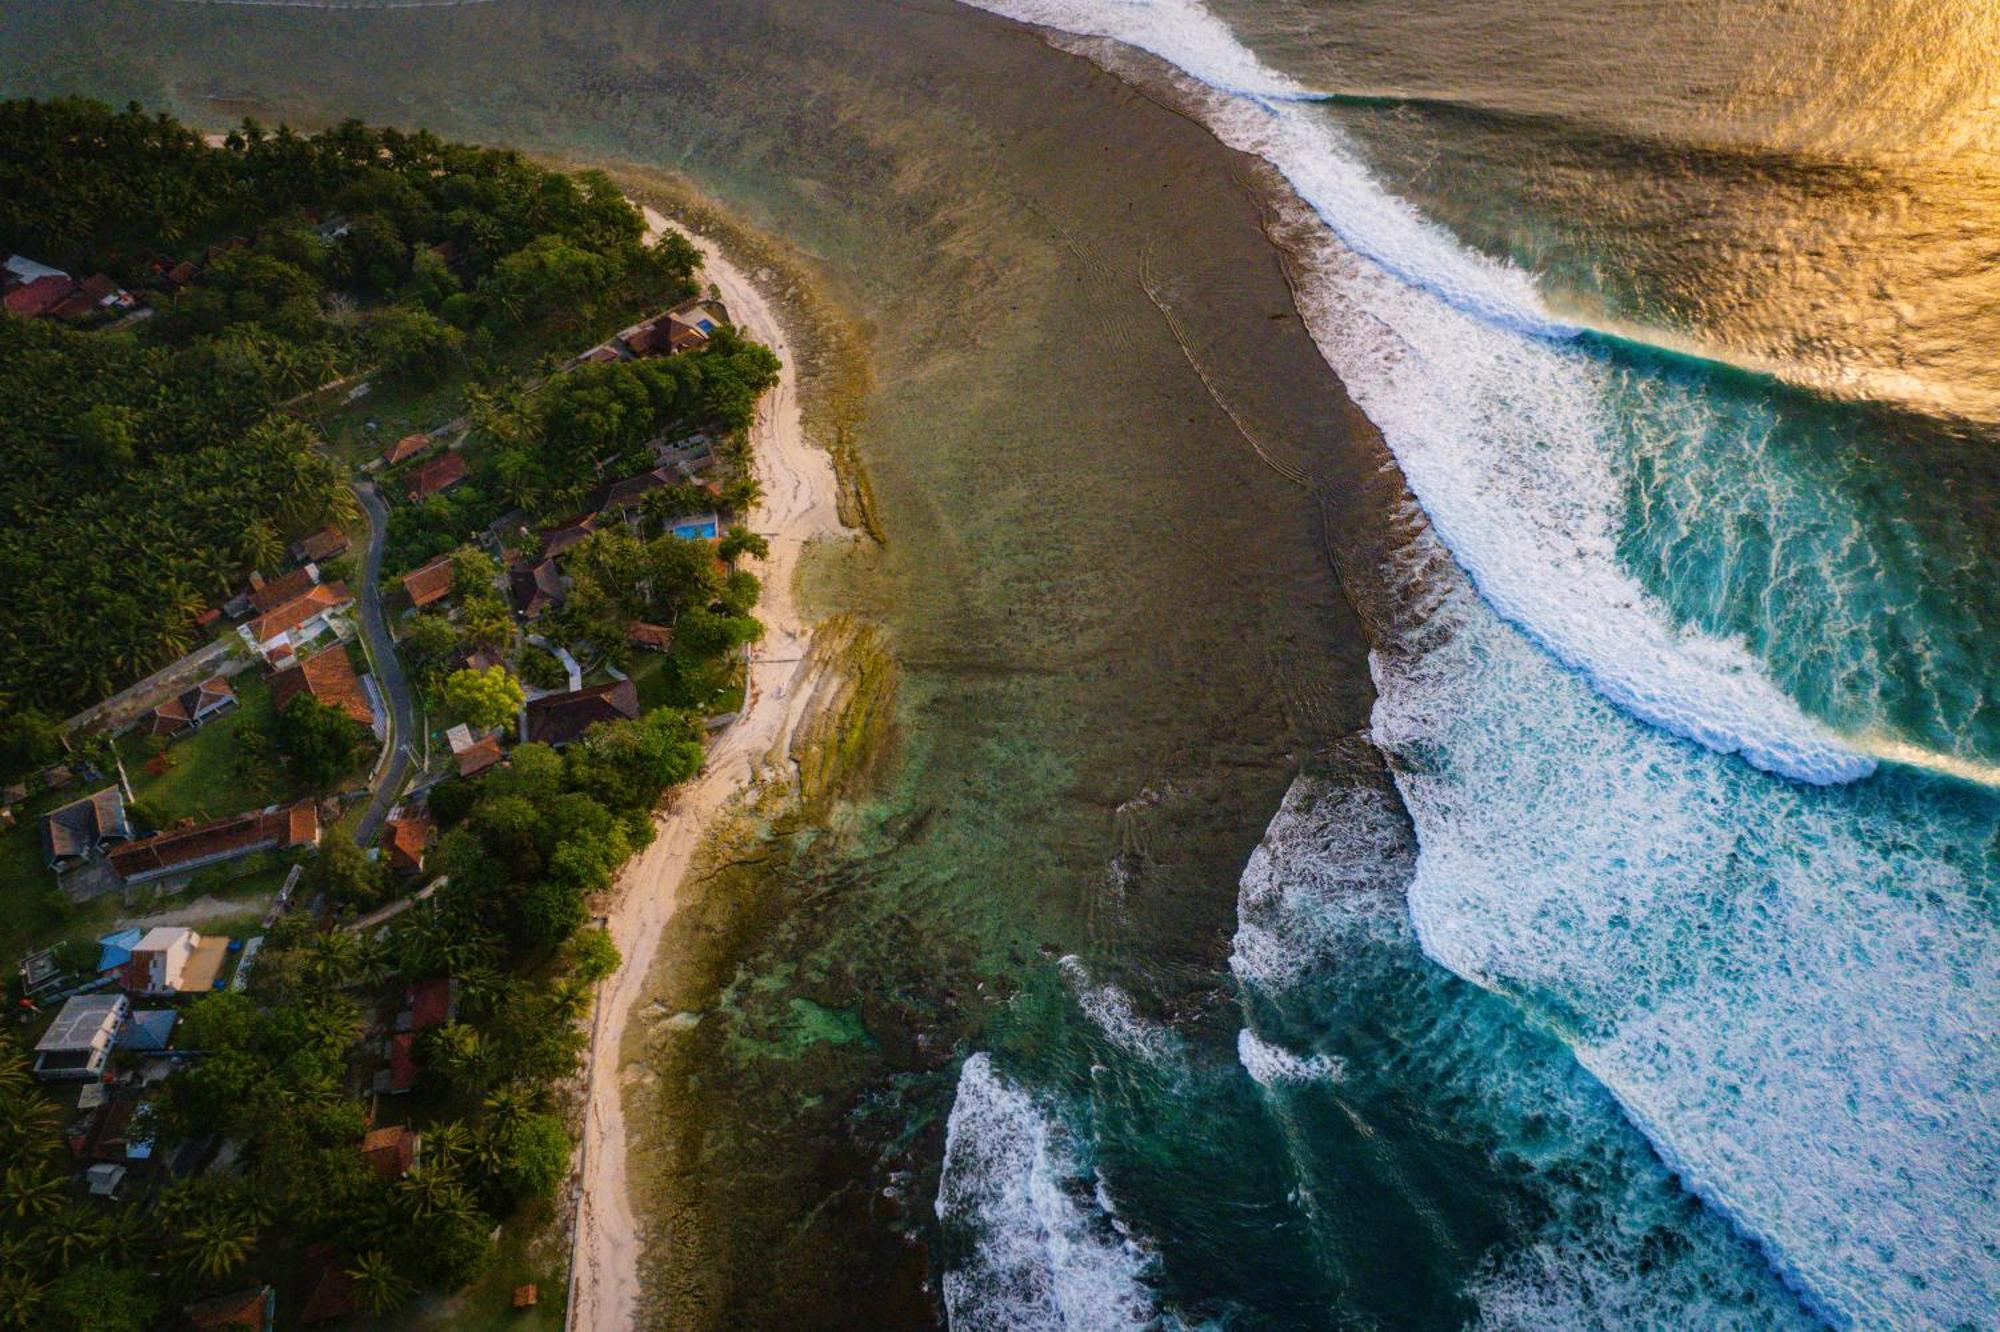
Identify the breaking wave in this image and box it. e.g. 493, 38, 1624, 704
936, 1054, 1160, 1331
957, 0, 1872, 786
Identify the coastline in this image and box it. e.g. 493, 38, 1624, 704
568, 205, 847, 1332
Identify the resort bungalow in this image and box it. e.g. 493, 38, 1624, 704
381, 813, 434, 875
42, 787, 133, 872
400, 554, 456, 609
143, 675, 238, 738
270, 648, 379, 734
382, 431, 432, 466
185, 1285, 276, 1332
361, 1124, 420, 1179
628, 621, 673, 653
246, 564, 321, 615
510, 557, 565, 617
240, 582, 353, 663
448, 724, 504, 778
32, 993, 129, 1082
405, 450, 469, 502
110, 800, 321, 887
524, 678, 640, 747
293, 525, 349, 563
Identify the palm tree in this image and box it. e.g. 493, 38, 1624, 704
0, 1271, 46, 1331
3, 1167, 62, 1221
346, 1250, 411, 1317
172, 1210, 258, 1282
422, 1120, 475, 1173
33, 1205, 106, 1270
396, 1164, 468, 1220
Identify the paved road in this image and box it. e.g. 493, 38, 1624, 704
352, 480, 417, 846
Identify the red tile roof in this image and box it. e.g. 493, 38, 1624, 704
360, 1124, 417, 1178
383, 432, 432, 466
270, 648, 374, 728
387, 1031, 418, 1093
524, 678, 640, 747
295, 526, 348, 562
400, 554, 455, 608
406, 977, 453, 1030
247, 565, 320, 614
628, 621, 673, 651
455, 734, 503, 778
109, 801, 319, 881
185, 1285, 270, 1330
4, 274, 76, 317
381, 815, 434, 875
300, 1244, 359, 1325
244, 582, 351, 646
405, 451, 469, 501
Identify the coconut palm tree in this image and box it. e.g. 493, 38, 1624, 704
0, 1271, 46, 1330
33, 1205, 106, 1270
346, 1250, 411, 1317
3, 1168, 63, 1221
171, 1210, 258, 1282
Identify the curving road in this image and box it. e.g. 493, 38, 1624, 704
351, 479, 417, 846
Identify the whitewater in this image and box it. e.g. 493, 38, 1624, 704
938, 0, 2000, 1325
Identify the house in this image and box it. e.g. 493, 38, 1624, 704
628, 621, 674, 652
456, 646, 505, 675
293, 525, 348, 563
400, 554, 456, 608
144, 675, 238, 737
382, 431, 432, 466
455, 734, 503, 777
96, 927, 144, 975
381, 814, 434, 875
510, 557, 565, 616
120, 926, 211, 995
3, 273, 76, 318
270, 647, 376, 730
524, 678, 640, 747
579, 344, 622, 364
85, 1162, 127, 1198
116, 1008, 178, 1052
32, 993, 128, 1082
360, 1124, 419, 1179
3, 253, 67, 285
539, 513, 597, 560
185, 1285, 275, 1332
42, 787, 132, 871
405, 451, 469, 501
110, 801, 320, 887
246, 564, 320, 615
617, 300, 723, 359
405, 977, 455, 1031
383, 1031, 418, 1093
583, 464, 683, 516
240, 582, 352, 661
300, 1242, 359, 1325
80, 272, 137, 311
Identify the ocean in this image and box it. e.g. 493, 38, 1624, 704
1, 0, 1993, 1326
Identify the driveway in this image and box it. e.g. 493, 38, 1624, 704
352, 480, 417, 846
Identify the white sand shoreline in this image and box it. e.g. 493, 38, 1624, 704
566, 206, 847, 1331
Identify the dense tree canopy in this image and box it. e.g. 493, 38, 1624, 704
0, 97, 702, 733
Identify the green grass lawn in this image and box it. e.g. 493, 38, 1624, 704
117, 673, 289, 826
627, 650, 745, 718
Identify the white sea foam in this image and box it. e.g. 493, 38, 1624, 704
956, 0, 1873, 786
1232, 772, 1818, 1329
1060, 955, 1182, 1064
1368, 542, 2000, 1326
1235, 1028, 1345, 1087
936, 1054, 1159, 1331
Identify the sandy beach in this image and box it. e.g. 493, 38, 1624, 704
566, 206, 845, 1331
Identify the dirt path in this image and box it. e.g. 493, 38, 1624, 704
567, 208, 846, 1331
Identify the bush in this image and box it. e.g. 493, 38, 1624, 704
516, 646, 569, 691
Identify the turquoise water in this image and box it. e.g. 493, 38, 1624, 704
940, 1, 1999, 1326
